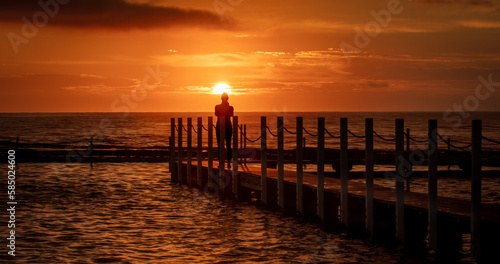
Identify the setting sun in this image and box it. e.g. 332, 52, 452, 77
212, 83, 232, 95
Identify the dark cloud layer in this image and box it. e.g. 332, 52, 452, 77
0, 0, 232, 30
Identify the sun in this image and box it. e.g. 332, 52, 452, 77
212, 83, 232, 94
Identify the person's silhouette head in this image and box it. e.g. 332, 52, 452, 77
221, 92, 229, 102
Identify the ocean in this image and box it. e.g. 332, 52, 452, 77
1, 112, 499, 263
0, 163, 474, 263
1, 112, 500, 150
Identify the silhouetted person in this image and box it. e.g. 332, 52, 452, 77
215, 92, 234, 169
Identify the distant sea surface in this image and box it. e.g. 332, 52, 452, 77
1, 112, 500, 150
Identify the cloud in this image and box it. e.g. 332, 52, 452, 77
0, 74, 137, 95
0, 0, 233, 30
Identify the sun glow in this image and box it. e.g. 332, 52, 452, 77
212, 83, 232, 94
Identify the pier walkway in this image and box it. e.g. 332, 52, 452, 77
169, 116, 500, 263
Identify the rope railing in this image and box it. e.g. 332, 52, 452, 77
245, 135, 261, 143
266, 126, 278, 137
373, 131, 396, 142
303, 127, 318, 137
283, 126, 297, 135
348, 129, 366, 139
483, 136, 500, 145
438, 134, 472, 149
404, 132, 429, 144
172, 120, 500, 151
324, 128, 340, 138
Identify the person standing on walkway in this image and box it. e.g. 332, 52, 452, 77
215, 92, 234, 169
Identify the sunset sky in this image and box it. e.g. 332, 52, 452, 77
1, 0, 500, 112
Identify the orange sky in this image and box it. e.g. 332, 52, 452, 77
1, 0, 500, 112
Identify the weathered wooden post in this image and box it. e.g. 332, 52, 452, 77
169, 136, 173, 171
197, 117, 203, 188
278, 116, 285, 209
471, 120, 482, 261
187, 118, 192, 186
395, 118, 405, 242
340, 117, 349, 226
406, 128, 411, 191
365, 118, 374, 235
428, 119, 438, 250
240, 124, 243, 149
208, 117, 213, 184
219, 117, 226, 193
317, 117, 325, 221
261, 116, 268, 205
178, 118, 183, 183
233, 116, 239, 196
170, 118, 175, 177
296, 117, 304, 214
244, 124, 247, 165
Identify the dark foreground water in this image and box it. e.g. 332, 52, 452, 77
2, 163, 477, 263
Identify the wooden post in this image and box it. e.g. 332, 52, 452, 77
233, 116, 239, 196
219, 117, 226, 192
317, 117, 325, 221
395, 118, 405, 242
471, 120, 482, 260
240, 124, 243, 149
244, 124, 247, 165
406, 128, 410, 191
208, 117, 213, 184
170, 118, 175, 175
261, 116, 268, 205
278, 117, 285, 209
340, 117, 349, 226
296, 117, 304, 214
365, 118, 374, 235
178, 118, 183, 183
428, 119, 438, 250
187, 118, 192, 186
197, 117, 203, 188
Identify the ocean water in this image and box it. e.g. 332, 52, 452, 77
1, 112, 498, 263
0, 162, 475, 263
1, 112, 499, 150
